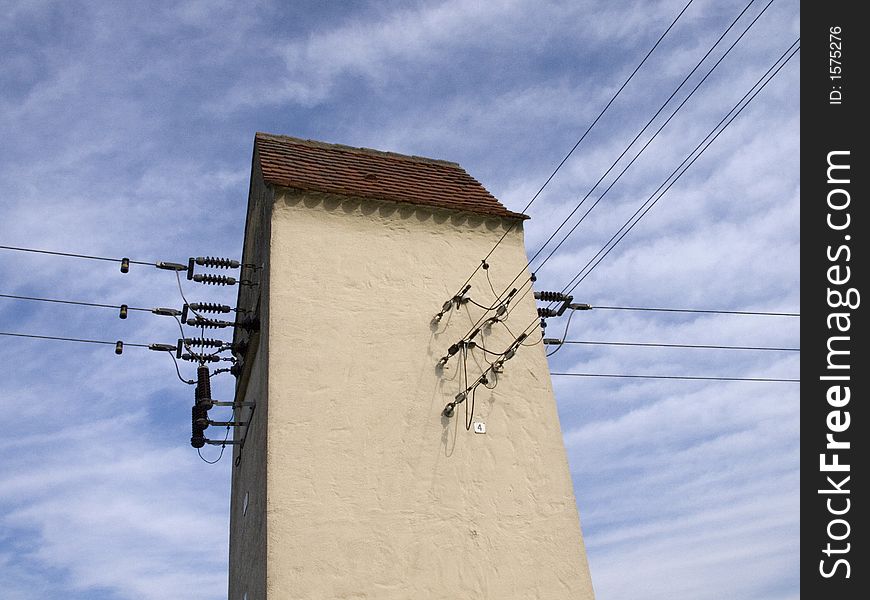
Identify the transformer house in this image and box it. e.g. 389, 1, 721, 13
228, 132, 594, 599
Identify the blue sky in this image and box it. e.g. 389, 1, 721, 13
0, 1, 799, 598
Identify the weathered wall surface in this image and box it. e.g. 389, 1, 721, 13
261, 189, 594, 599
228, 157, 272, 600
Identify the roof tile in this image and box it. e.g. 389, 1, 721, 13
254, 132, 527, 220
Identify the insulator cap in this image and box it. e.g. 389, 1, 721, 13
184, 337, 225, 348
195, 365, 213, 409
195, 256, 240, 269
535, 290, 571, 302
120, 258, 130, 273
192, 273, 237, 286
119, 304, 128, 319
181, 352, 221, 363
114, 340, 123, 355
186, 316, 233, 329
191, 405, 207, 447
189, 302, 232, 314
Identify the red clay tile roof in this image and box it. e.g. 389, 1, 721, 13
255, 132, 527, 220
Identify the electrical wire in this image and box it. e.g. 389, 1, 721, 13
550, 372, 799, 383
0, 292, 151, 312
591, 305, 799, 317
485, 266, 500, 301
531, 0, 772, 277
561, 40, 800, 296
449, 0, 767, 350
165, 351, 195, 384
444, 0, 696, 301
553, 340, 799, 351
0, 244, 154, 266
198, 425, 231, 464
545, 309, 578, 358
0, 331, 149, 347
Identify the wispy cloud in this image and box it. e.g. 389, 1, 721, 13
1, 0, 799, 598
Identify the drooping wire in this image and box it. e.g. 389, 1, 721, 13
197, 425, 231, 464
165, 351, 195, 385
0, 244, 154, 266
561, 40, 800, 296
545, 309, 578, 358
444, 0, 696, 300
550, 372, 799, 383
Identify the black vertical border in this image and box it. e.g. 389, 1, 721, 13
802, 2, 867, 597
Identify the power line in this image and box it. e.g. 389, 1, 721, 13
529, 0, 773, 269
449, 0, 768, 347
444, 0, 696, 301
531, 0, 771, 276
0, 244, 153, 266
550, 372, 799, 383
0, 331, 150, 348
552, 340, 799, 352
513, 39, 800, 349
0, 292, 151, 312
592, 305, 799, 317
560, 39, 800, 296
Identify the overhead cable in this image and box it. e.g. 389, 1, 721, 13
591, 305, 799, 317
531, 0, 772, 276
0, 331, 150, 348
0, 292, 182, 317
547, 340, 799, 351
550, 372, 799, 383
442, 0, 696, 303
448, 0, 768, 347
0, 244, 153, 267
514, 40, 800, 352
559, 39, 801, 296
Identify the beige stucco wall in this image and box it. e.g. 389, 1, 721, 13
230, 185, 594, 600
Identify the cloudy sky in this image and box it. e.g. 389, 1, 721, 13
0, 1, 799, 598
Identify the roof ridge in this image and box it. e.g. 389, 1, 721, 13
255, 132, 462, 169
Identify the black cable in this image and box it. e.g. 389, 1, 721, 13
532, 0, 771, 276
592, 305, 799, 317
198, 426, 231, 464
466, 297, 499, 311
0, 292, 151, 312
555, 340, 799, 351
165, 351, 195, 385
0, 244, 153, 265
546, 309, 577, 358
465, 385, 477, 432
550, 372, 799, 383
562, 40, 800, 295
445, 0, 696, 300
0, 331, 149, 347
485, 266, 499, 301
